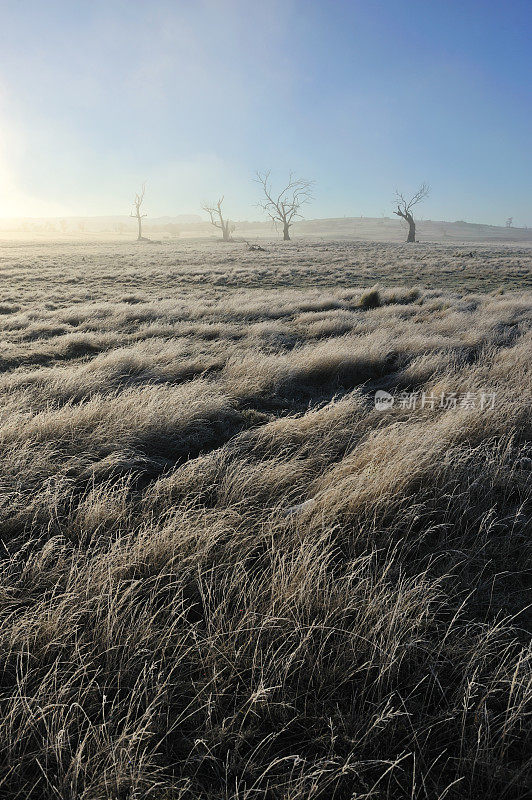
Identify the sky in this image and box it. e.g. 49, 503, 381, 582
0, 0, 530, 225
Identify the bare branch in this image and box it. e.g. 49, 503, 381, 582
394, 183, 430, 215
392, 184, 430, 243
131, 182, 147, 240
201, 201, 223, 229
255, 170, 314, 240
202, 196, 234, 241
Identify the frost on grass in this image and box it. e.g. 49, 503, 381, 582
0, 239, 530, 799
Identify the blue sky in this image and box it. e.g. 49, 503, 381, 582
0, 0, 530, 224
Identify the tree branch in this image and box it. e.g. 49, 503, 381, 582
256, 170, 314, 229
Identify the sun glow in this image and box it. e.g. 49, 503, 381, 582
0, 126, 70, 219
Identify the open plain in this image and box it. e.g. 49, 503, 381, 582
0, 237, 530, 799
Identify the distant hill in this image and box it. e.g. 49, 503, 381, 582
0, 215, 531, 244
290, 217, 532, 243
0, 214, 203, 232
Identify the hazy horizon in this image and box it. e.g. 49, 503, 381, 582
0, 0, 530, 226
0, 211, 530, 229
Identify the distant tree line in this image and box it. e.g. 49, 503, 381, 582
127, 178, 523, 244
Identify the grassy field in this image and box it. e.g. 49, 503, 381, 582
0, 238, 531, 799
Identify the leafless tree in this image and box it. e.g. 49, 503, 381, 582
506, 217, 513, 228
201, 197, 235, 242
131, 183, 147, 240
256, 171, 313, 241
393, 183, 430, 242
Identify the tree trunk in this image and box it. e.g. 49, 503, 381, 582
395, 209, 416, 242
283, 223, 290, 241
401, 211, 415, 242
222, 223, 232, 242
136, 213, 142, 240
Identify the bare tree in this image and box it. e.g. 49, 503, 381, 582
393, 183, 430, 243
201, 197, 235, 242
256, 171, 313, 241
506, 217, 513, 228
131, 183, 147, 240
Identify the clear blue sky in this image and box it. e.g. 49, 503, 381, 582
0, 0, 530, 224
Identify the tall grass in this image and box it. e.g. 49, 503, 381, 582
0, 241, 530, 798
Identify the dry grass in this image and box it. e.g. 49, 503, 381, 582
0, 239, 530, 799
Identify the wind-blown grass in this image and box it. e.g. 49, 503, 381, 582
0, 240, 530, 799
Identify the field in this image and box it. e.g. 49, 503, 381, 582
0, 238, 531, 799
